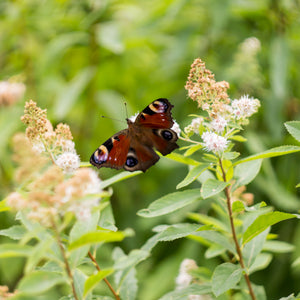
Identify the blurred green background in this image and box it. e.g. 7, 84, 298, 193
0, 0, 300, 299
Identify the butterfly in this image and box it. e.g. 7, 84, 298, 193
90, 98, 179, 172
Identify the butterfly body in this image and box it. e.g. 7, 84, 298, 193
90, 98, 178, 172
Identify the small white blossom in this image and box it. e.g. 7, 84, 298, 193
210, 116, 227, 133
191, 117, 203, 134
172, 120, 181, 136
231, 95, 260, 120
241, 37, 261, 54
61, 140, 76, 153
176, 259, 198, 289
201, 131, 228, 153
0, 81, 26, 106
32, 140, 46, 153
55, 152, 80, 174
85, 169, 102, 194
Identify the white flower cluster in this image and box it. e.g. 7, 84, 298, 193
55, 152, 80, 174
231, 95, 260, 120
201, 131, 228, 153
175, 259, 212, 300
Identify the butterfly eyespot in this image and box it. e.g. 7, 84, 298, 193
161, 130, 173, 140
92, 146, 109, 164
126, 156, 138, 167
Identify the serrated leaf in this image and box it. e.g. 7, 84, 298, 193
114, 249, 149, 270
201, 179, 229, 199
176, 163, 210, 189
159, 283, 211, 300
165, 152, 200, 166
68, 229, 132, 251
285, 121, 300, 142
137, 189, 201, 218
234, 146, 300, 166
243, 212, 298, 244
234, 159, 262, 186
142, 223, 201, 252
0, 244, 33, 258
212, 263, 242, 296
18, 271, 65, 295
0, 225, 26, 240
84, 269, 113, 298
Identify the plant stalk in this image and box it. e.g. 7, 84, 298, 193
218, 158, 256, 300
51, 219, 79, 300
88, 251, 121, 300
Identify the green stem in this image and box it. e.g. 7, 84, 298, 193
218, 158, 256, 300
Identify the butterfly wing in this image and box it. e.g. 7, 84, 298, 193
134, 98, 179, 155
90, 130, 130, 170
90, 129, 160, 172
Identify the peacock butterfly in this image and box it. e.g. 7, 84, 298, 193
90, 98, 179, 172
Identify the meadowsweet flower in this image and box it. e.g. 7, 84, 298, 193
185, 58, 230, 117
55, 152, 80, 174
231, 95, 260, 123
184, 117, 203, 135
0, 81, 25, 107
210, 116, 227, 133
201, 131, 228, 153
176, 259, 198, 289
241, 37, 261, 54
172, 120, 181, 136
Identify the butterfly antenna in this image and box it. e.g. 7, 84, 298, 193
124, 101, 129, 119
100, 115, 126, 124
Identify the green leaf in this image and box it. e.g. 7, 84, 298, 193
234, 146, 300, 166
188, 213, 226, 231
142, 223, 201, 252
100, 171, 142, 189
0, 199, 10, 212
119, 267, 138, 300
234, 159, 262, 186
223, 151, 240, 160
137, 189, 201, 218
114, 249, 149, 270
191, 230, 236, 254
18, 271, 65, 295
176, 163, 210, 189
184, 144, 203, 156
165, 152, 200, 166
0, 244, 33, 258
285, 121, 300, 142
243, 229, 269, 268
243, 212, 298, 244
232, 200, 245, 213
211, 263, 242, 296
84, 269, 113, 298
205, 244, 226, 259
201, 179, 229, 199
229, 135, 247, 142
99, 201, 117, 231
263, 240, 295, 253
159, 283, 211, 300
54, 67, 95, 119
249, 253, 273, 274
68, 229, 133, 251
0, 225, 26, 240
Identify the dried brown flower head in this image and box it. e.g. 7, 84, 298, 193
185, 58, 230, 118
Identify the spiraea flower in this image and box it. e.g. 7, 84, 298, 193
0, 80, 26, 107
210, 115, 228, 133
184, 117, 204, 135
185, 58, 230, 117
231, 95, 260, 123
201, 131, 228, 154
172, 120, 181, 136
21, 100, 80, 174
175, 259, 212, 300
55, 152, 80, 174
